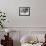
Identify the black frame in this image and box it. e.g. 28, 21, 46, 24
19, 7, 30, 16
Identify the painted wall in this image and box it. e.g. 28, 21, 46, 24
0, 0, 46, 46
0, 0, 46, 27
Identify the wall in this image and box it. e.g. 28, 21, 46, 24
0, 0, 46, 27
0, 0, 46, 46
0, 0, 32, 27
32, 0, 46, 27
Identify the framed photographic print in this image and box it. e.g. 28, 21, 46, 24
19, 7, 30, 16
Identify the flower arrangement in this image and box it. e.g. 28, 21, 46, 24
0, 10, 6, 28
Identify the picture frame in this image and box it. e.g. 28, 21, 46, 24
19, 7, 30, 16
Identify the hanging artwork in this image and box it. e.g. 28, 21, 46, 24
19, 7, 30, 16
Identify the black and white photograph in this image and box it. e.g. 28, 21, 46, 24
19, 7, 30, 16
